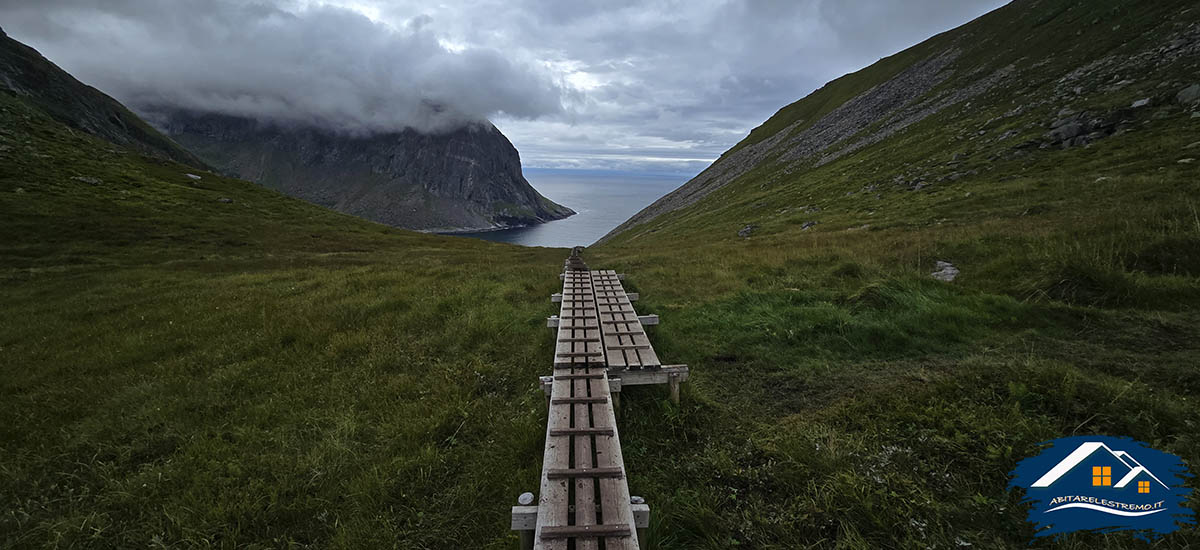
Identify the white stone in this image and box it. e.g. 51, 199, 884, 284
931, 261, 960, 282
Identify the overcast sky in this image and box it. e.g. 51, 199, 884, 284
1, 0, 1007, 174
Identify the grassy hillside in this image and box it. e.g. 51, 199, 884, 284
0, 89, 571, 548
3, 0, 1199, 548
595, 0, 1200, 547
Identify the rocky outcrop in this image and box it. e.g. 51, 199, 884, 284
155, 111, 573, 232
0, 27, 204, 166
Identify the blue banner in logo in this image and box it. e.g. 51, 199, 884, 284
1008, 435, 1194, 540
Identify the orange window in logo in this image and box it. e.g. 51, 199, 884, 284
1092, 466, 1112, 486
1138, 481, 1150, 493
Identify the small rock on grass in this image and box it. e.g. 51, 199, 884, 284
71, 176, 102, 185
801, 221, 818, 230
217, 197, 234, 204
738, 224, 756, 238
1131, 98, 1151, 108
186, 173, 202, 180
931, 261, 960, 282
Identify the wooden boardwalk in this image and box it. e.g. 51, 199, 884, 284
516, 251, 684, 549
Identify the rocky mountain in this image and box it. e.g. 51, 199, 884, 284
0, 27, 205, 167
600, 0, 1200, 244
155, 110, 574, 232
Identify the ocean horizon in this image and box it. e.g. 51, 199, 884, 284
450, 168, 689, 248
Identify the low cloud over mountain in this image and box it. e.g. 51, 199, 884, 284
0, 0, 564, 134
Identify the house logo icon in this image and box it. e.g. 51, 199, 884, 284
1009, 435, 1195, 541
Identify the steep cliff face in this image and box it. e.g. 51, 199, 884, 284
0, 27, 205, 167
156, 111, 573, 232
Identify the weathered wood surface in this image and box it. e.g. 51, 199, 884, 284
592, 270, 661, 371
554, 270, 603, 368
533, 266, 640, 550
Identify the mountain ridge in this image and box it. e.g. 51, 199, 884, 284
156, 109, 574, 233
0, 26, 206, 167
599, 0, 1200, 245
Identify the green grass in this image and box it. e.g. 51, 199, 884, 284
4, 0, 1200, 547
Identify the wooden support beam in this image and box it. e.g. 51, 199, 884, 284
638, 315, 659, 326
549, 427, 614, 437
546, 316, 559, 328
545, 467, 624, 479
553, 373, 605, 380
540, 524, 631, 539
551, 397, 608, 404
611, 365, 689, 387
513, 504, 651, 531
555, 351, 604, 358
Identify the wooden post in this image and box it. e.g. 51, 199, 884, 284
668, 372, 680, 404
612, 391, 620, 417
540, 376, 553, 410
513, 492, 536, 550
631, 496, 649, 545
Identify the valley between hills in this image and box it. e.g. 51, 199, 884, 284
2, 0, 1199, 548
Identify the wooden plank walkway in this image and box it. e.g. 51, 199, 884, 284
533, 258, 642, 549
519, 250, 688, 549
592, 270, 661, 371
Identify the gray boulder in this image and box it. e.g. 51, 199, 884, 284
1178, 84, 1200, 105
801, 221, 818, 230
738, 224, 757, 238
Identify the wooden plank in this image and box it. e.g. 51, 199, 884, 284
613, 365, 690, 386
554, 373, 606, 380
551, 396, 608, 404
533, 375, 573, 550
555, 270, 602, 369
590, 364, 639, 550
592, 270, 661, 371
514, 504, 650, 530
539, 524, 631, 539
554, 363, 604, 369
549, 427, 614, 436
572, 371, 598, 550
546, 467, 624, 479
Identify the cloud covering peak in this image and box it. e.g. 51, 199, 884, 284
0, 0, 564, 133
1, 0, 1009, 171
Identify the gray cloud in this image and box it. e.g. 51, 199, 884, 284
0, 0, 565, 133
0, 0, 1008, 169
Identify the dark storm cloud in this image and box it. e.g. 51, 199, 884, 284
0, 0, 564, 133
0, 0, 1009, 169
